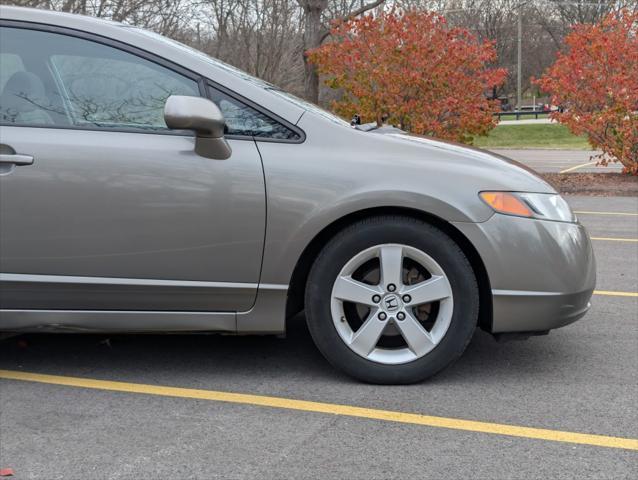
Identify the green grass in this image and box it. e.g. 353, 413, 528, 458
473, 124, 591, 149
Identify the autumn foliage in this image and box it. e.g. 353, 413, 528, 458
307, 11, 507, 142
537, 10, 638, 174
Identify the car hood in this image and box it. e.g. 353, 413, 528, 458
365, 129, 557, 194
296, 113, 557, 199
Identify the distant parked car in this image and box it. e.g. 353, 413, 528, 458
0, 7, 596, 383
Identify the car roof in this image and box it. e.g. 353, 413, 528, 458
0, 5, 305, 124
1, 5, 125, 30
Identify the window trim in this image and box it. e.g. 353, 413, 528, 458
0, 20, 204, 136
0, 19, 306, 144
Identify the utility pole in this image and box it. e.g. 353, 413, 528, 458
517, 2, 523, 114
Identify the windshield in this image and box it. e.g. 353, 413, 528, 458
126, 26, 351, 127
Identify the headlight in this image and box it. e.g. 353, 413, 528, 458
480, 191, 576, 223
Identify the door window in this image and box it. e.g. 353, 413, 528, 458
0, 53, 24, 92
0, 27, 199, 131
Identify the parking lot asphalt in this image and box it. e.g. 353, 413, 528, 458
1, 195, 637, 479
489, 149, 624, 173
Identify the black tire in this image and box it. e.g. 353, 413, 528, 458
305, 215, 479, 384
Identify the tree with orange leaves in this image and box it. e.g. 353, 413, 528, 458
537, 9, 638, 175
307, 10, 507, 143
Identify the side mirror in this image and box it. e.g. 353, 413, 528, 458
164, 95, 232, 160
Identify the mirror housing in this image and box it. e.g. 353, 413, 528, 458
164, 95, 232, 160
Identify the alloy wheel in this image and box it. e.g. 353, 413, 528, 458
330, 244, 454, 365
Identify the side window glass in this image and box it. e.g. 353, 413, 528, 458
51, 53, 198, 130
0, 27, 199, 130
209, 86, 300, 141
0, 53, 24, 92
0, 28, 62, 126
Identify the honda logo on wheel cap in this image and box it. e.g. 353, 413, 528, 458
384, 294, 400, 312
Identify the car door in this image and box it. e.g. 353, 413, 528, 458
0, 24, 265, 313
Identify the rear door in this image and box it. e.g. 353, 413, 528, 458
0, 24, 265, 312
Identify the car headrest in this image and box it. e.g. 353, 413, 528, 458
0, 71, 48, 114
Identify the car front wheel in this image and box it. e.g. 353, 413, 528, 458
305, 216, 479, 384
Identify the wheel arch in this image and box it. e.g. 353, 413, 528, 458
286, 206, 493, 332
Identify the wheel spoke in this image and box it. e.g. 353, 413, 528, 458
333, 276, 382, 306
349, 311, 386, 357
379, 245, 403, 289
402, 275, 451, 305
394, 311, 436, 357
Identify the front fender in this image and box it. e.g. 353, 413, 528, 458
259, 184, 489, 286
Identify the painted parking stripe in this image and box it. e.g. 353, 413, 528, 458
1, 370, 637, 451
590, 237, 638, 243
593, 290, 638, 297
574, 210, 638, 217
559, 161, 597, 173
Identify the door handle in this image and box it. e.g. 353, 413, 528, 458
0, 153, 34, 166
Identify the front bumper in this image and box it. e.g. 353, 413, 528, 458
453, 214, 596, 333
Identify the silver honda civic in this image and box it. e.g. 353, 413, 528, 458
0, 6, 595, 383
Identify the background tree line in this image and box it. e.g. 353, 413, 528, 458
3, 0, 637, 105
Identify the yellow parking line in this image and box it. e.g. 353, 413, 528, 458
590, 237, 638, 243
1, 370, 637, 451
559, 161, 597, 173
594, 290, 638, 297
574, 210, 638, 217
